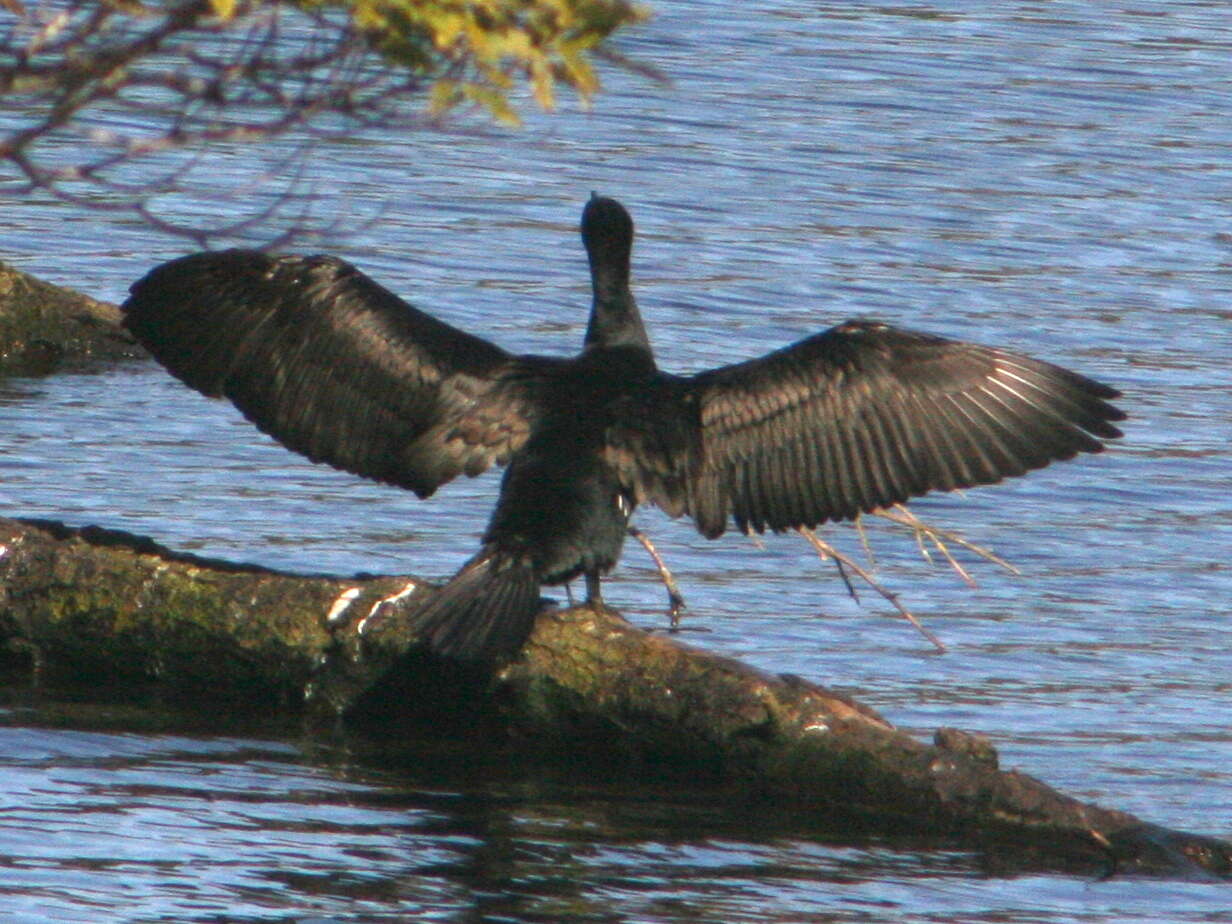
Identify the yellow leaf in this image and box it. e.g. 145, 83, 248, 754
208, 0, 236, 19
429, 79, 462, 114
323, 0, 650, 121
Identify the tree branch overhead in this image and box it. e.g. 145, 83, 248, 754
1, 0, 648, 242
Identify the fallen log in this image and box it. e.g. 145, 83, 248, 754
0, 516, 1227, 880
1, 258, 1228, 879
0, 259, 140, 374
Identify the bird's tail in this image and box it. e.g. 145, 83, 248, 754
411, 553, 542, 661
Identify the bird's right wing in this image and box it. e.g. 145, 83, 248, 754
641, 320, 1125, 539
123, 250, 551, 497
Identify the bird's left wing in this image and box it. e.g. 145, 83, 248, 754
610, 320, 1124, 539
123, 250, 552, 497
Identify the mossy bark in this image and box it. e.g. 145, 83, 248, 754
0, 260, 140, 374
0, 515, 1228, 879
1, 258, 1229, 879
0, 518, 406, 710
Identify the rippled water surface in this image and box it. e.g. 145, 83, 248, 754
3, 1, 1231, 920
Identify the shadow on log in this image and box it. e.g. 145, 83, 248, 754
0, 516, 1227, 881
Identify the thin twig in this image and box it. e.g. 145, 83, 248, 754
831, 553, 859, 601
873, 504, 1020, 577
853, 513, 876, 568
798, 526, 947, 653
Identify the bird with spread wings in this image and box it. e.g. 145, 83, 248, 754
122, 196, 1125, 660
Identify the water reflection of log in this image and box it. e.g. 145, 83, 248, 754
1, 260, 1228, 880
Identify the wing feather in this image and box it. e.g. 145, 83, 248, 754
630, 319, 1124, 538
122, 250, 548, 497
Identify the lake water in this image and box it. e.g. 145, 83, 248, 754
2, 0, 1231, 920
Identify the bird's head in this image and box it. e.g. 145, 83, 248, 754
582, 194, 634, 263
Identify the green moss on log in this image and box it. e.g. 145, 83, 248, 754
0, 260, 140, 373
1, 515, 1230, 878
0, 518, 426, 711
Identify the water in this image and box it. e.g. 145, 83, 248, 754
3, 0, 1232, 919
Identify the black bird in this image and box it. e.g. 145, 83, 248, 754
122, 195, 1125, 660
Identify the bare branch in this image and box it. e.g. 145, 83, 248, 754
2, 0, 645, 245
871, 504, 1021, 580
798, 526, 948, 653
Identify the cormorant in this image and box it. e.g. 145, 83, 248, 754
122, 195, 1125, 660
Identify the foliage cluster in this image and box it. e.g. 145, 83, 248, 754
0, 0, 647, 239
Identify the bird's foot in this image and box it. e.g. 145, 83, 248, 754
666, 591, 686, 631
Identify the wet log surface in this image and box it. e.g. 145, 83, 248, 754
1, 259, 1228, 879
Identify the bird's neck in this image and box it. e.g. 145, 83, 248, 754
584, 262, 653, 356
585, 292, 653, 355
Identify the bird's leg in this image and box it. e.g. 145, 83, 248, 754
584, 570, 605, 611
627, 525, 686, 628
564, 581, 576, 607
797, 526, 947, 653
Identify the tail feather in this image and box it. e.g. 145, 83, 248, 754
412, 554, 542, 661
